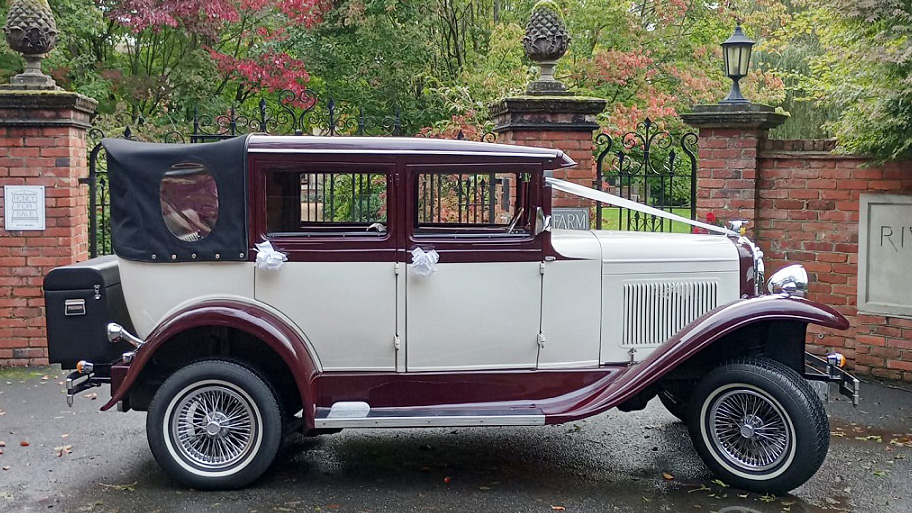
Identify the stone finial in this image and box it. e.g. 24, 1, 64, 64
522, 0, 571, 96
2, 0, 60, 90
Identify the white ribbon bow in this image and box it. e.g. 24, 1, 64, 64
255, 241, 288, 271
410, 247, 440, 276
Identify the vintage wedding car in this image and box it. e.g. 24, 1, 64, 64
44, 134, 858, 492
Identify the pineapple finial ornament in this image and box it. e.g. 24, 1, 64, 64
2, 0, 60, 90
522, 0, 571, 95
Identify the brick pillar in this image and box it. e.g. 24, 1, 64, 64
681, 104, 787, 236
0, 91, 98, 365
490, 97, 606, 215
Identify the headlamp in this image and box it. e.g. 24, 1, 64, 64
767, 264, 809, 298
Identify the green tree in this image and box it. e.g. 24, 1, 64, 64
777, 0, 912, 160
286, 0, 448, 132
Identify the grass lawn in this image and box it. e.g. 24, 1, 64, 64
599, 207, 694, 233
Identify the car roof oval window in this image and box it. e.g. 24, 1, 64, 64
160, 161, 219, 242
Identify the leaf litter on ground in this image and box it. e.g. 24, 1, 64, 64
98, 481, 137, 492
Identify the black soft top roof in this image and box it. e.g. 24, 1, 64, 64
103, 135, 250, 263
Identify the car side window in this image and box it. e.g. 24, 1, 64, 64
265, 169, 388, 236
414, 171, 531, 235
160, 161, 219, 243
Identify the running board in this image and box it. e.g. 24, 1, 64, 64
314, 401, 546, 428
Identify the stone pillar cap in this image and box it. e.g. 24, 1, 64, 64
681, 102, 788, 130
0, 90, 98, 129
489, 96, 607, 133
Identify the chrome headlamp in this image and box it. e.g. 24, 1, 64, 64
767, 264, 809, 298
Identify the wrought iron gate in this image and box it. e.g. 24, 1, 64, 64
594, 118, 698, 232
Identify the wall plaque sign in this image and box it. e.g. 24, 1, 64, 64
858, 194, 912, 318
552, 207, 590, 230
4, 185, 46, 231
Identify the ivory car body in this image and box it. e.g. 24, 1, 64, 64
44, 134, 858, 492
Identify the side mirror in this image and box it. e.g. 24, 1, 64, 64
534, 207, 551, 235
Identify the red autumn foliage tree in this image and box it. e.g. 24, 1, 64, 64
102, 0, 328, 116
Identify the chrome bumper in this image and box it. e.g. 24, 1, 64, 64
804, 352, 860, 406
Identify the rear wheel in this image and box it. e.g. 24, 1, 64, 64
687, 357, 829, 494
147, 360, 283, 489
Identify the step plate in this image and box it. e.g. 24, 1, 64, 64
314, 408, 545, 429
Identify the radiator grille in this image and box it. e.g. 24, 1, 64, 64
622, 280, 718, 346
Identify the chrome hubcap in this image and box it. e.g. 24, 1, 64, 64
204, 412, 228, 436
171, 384, 256, 471
708, 389, 791, 472
739, 423, 755, 438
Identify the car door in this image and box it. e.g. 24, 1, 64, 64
403, 163, 543, 371
251, 156, 400, 371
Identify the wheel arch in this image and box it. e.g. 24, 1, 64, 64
660, 318, 810, 380
102, 299, 320, 428
544, 295, 848, 423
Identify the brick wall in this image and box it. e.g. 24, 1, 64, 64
755, 139, 912, 381
694, 127, 764, 235
0, 92, 95, 366
690, 121, 912, 381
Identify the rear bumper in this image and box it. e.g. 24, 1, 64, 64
65, 360, 131, 409
804, 352, 860, 406
65, 368, 110, 407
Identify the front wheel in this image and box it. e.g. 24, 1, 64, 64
147, 360, 283, 489
687, 357, 829, 494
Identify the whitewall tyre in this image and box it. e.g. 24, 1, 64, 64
147, 360, 283, 489
686, 357, 829, 494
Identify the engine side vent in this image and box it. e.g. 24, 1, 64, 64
622, 280, 718, 346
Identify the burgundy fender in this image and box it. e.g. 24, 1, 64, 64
542, 295, 849, 424
100, 299, 320, 427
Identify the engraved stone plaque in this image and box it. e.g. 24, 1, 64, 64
4, 185, 46, 231
552, 207, 590, 230
858, 194, 912, 318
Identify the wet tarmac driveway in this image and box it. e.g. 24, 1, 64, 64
1, 367, 911, 513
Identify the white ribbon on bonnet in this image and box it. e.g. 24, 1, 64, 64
545, 177, 738, 237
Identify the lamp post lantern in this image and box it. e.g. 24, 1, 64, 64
720, 23, 755, 104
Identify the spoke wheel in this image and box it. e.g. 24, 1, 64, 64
686, 357, 829, 494
707, 387, 792, 472
170, 382, 258, 472
147, 360, 283, 490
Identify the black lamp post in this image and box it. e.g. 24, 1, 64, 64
720, 23, 755, 104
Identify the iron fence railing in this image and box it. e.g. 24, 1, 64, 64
417, 173, 506, 225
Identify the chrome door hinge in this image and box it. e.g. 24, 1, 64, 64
537, 332, 546, 348
394, 263, 401, 275
539, 262, 546, 275
394, 335, 401, 350
93, 285, 101, 300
